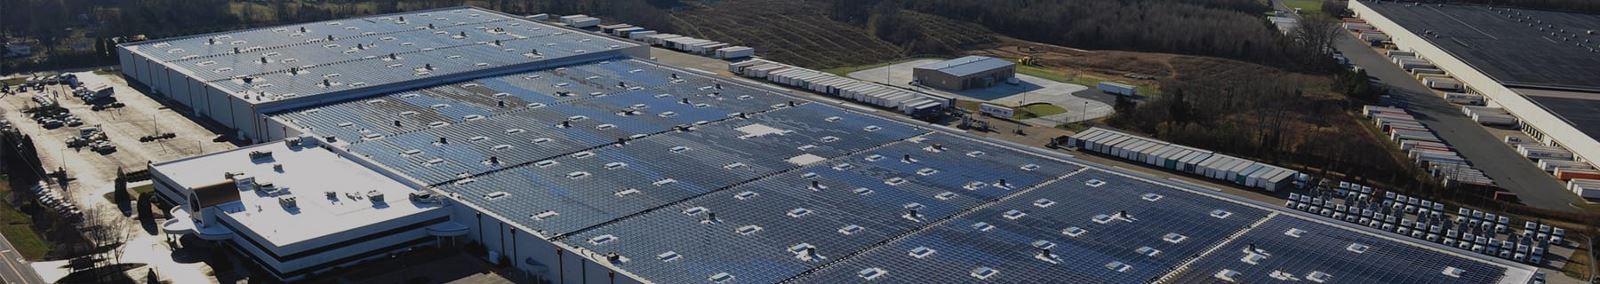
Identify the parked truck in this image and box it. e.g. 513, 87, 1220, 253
1424, 77, 1463, 91
1098, 82, 1137, 97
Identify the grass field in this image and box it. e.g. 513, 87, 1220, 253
822, 60, 912, 76
1282, 0, 1324, 15
1013, 103, 1068, 120
0, 176, 52, 259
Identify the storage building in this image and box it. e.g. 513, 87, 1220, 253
912, 56, 1015, 91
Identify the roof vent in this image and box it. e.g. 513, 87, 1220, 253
970, 267, 998, 280
709, 272, 734, 284
1347, 243, 1370, 254
736, 225, 761, 235
857, 268, 887, 280
1163, 232, 1188, 243
1442, 266, 1464, 278
839, 224, 864, 235
657, 251, 681, 262
1063, 226, 1086, 237
904, 209, 923, 222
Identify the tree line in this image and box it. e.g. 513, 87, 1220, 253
832, 0, 1332, 71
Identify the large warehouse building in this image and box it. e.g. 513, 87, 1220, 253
912, 56, 1015, 91
1349, 1, 1600, 171
138, 6, 1538, 284
117, 7, 646, 142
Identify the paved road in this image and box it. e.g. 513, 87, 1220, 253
0, 232, 46, 284
1334, 33, 1584, 212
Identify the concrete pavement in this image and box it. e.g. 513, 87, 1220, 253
1334, 33, 1585, 212
0, 232, 46, 284
847, 59, 1114, 125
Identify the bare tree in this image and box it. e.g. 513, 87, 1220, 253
1292, 14, 1344, 65
80, 206, 136, 279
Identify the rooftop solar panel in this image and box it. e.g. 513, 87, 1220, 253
125, 7, 642, 104
242, 22, 1535, 282
1171, 216, 1510, 284
792, 169, 1269, 283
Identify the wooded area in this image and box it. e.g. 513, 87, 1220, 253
831, 0, 1325, 70
1100, 53, 1428, 189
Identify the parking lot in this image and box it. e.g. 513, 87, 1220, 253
0, 71, 236, 208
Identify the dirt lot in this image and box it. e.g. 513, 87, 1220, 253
0, 71, 236, 209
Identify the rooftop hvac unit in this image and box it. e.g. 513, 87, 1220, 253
367, 190, 385, 203
278, 196, 298, 208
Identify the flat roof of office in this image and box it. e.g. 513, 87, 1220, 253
913, 56, 1014, 78
122, 6, 638, 104
1365, 2, 1600, 91
266, 56, 1533, 283
152, 141, 443, 248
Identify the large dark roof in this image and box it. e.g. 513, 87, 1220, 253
275, 55, 1528, 283
1366, 2, 1600, 91
1523, 89, 1600, 139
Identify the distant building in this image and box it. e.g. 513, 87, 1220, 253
913, 56, 1015, 91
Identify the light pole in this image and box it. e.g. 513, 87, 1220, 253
1082, 101, 1089, 122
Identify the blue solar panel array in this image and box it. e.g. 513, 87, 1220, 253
254, 38, 1529, 284
128, 7, 641, 102
558, 133, 1083, 284
435, 101, 928, 237
792, 169, 1269, 283
272, 58, 797, 144
129, 8, 520, 62
1173, 216, 1508, 284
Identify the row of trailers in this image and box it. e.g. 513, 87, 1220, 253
1364, 105, 1495, 186
542, 16, 754, 60
627, 30, 754, 59
729, 59, 949, 117
1066, 127, 1299, 192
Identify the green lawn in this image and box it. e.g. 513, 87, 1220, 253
1015, 64, 1161, 96
0, 176, 52, 259
1282, 0, 1324, 15
1013, 103, 1068, 120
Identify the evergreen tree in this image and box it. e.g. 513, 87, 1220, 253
115, 167, 130, 209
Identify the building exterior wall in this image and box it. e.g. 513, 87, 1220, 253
447, 194, 644, 284
914, 68, 961, 91
1351, 1, 1600, 169
913, 65, 1015, 91
117, 47, 135, 84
